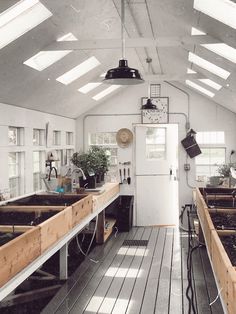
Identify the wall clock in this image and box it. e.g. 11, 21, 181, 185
141, 97, 169, 123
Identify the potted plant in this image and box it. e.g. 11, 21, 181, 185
70, 152, 96, 188
70, 147, 110, 188
87, 146, 110, 186
217, 163, 236, 187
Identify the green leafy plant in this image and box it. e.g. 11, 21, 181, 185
70, 146, 110, 177
88, 146, 110, 175
217, 163, 236, 177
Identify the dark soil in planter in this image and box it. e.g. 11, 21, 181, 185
0, 211, 55, 226
9, 194, 85, 206
0, 232, 21, 246
211, 213, 236, 230
220, 235, 236, 266
207, 199, 236, 208
0, 232, 97, 314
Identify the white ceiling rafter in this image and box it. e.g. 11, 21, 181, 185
43, 36, 221, 51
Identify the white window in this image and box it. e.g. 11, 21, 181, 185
196, 131, 225, 145
33, 128, 45, 146
55, 149, 63, 170
195, 148, 226, 180
33, 151, 45, 191
146, 128, 166, 160
195, 131, 226, 181
66, 132, 73, 145
66, 149, 74, 164
8, 126, 24, 145
89, 132, 118, 181
53, 130, 61, 145
8, 152, 24, 198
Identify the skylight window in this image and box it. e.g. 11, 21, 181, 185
92, 85, 121, 101
198, 79, 222, 90
56, 56, 100, 85
187, 68, 197, 74
23, 50, 72, 71
188, 52, 230, 79
0, 0, 52, 50
23, 32, 78, 71
201, 43, 236, 64
186, 80, 215, 97
57, 33, 77, 42
194, 0, 236, 29
191, 27, 206, 35
78, 82, 102, 94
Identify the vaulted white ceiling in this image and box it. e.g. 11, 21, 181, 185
0, 0, 235, 118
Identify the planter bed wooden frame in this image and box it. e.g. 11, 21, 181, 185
196, 187, 236, 314
0, 193, 93, 288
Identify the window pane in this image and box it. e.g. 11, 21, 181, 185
8, 152, 19, 177
196, 148, 225, 165
146, 128, 166, 159
9, 177, 20, 198
8, 127, 17, 145
195, 147, 226, 179
53, 131, 61, 145
196, 131, 225, 144
33, 129, 40, 145
33, 151, 40, 172
66, 132, 73, 145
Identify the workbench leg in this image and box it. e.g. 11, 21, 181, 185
96, 211, 105, 244
59, 243, 68, 280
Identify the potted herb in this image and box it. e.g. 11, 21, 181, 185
217, 163, 236, 187
70, 147, 110, 188
87, 146, 110, 186
70, 152, 96, 188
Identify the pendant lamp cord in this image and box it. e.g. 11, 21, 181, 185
146, 57, 152, 98
121, 0, 125, 59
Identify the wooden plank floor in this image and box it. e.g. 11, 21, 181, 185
42, 227, 224, 314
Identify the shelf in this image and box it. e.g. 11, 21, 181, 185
104, 218, 116, 242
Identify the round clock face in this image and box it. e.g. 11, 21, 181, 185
141, 97, 169, 123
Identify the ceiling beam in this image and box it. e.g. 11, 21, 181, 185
44, 35, 221, 51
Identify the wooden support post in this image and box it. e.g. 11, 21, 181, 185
59, 243, 68, 280
198, 222, 205, 244
96, 211, 105, 244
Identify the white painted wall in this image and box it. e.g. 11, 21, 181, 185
76, 82, 236, 208
0, 103, 76, 198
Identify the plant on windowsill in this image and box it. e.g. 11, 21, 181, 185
217, 163, 236, 187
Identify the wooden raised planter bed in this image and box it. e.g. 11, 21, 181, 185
196, 187, 236, 314
0, 193, 92, 288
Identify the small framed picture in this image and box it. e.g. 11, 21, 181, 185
141, 97, 169, 124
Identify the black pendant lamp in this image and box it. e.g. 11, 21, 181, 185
104, 0, 144, 85
141, 58, 157, 109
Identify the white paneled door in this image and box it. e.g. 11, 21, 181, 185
135, 124, 179, 226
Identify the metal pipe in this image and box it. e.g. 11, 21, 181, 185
164, 81, 190, 123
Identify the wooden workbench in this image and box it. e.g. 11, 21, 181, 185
196, 187, 236, 314
0, 183, 119, 301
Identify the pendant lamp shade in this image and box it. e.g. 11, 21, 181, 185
104, 59, 144, 85
103, 0, 144, 85
141, 98, 157, 109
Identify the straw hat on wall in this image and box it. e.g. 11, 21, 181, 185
116, 128, 133, 148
